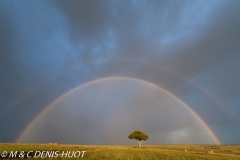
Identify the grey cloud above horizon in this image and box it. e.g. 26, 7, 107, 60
0, 0, 240, 144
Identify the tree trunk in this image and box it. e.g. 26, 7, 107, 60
137, 140, 141, 148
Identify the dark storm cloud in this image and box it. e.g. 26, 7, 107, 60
0, 6, 25, 112
1, 0, 240, 144
54, 0, 111, 43
0, 9, 15, 74
164, 1, 240, 78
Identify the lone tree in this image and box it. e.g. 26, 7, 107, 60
128, 130, 149, 147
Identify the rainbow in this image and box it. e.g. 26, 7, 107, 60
16, 76, 221, 144
6, 59, 238, 128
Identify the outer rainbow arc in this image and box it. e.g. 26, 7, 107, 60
0, 64, 84, 119
7, 58, 237, 129
16, 76, 221, 144
124, 58, 239, 125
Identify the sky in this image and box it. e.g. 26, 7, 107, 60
0, 0, 240, 144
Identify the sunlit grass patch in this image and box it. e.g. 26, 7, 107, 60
1, 143, 240, 159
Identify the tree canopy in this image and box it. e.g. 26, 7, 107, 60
128, 130, 149, 147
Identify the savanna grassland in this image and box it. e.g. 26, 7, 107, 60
0, 143, 240, 160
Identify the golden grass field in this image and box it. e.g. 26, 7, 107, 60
1, 143, 240, 159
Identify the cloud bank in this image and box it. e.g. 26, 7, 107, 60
0, 0, 240, 144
